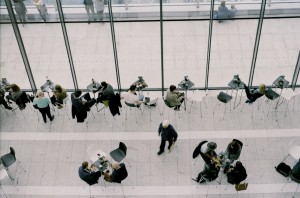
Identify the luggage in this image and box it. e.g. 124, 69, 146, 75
275, 162, 291, 177
235, 183, 248, 191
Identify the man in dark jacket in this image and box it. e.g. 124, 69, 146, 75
104, 163, 128, 183
157, 120, 178, 155
78, 161, 102, 185
226, 161, 247, 185
291, 159, 300, 180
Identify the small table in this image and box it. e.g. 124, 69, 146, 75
178, 79, 195, 111
41, 79, 56, 110
87, 81, 102, 94
92, 151, 111, 173
228, 78, 245, 109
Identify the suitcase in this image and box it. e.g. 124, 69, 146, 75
275, 162, 291, 177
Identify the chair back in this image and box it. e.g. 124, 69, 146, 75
265, 88, 280, 100
147, 97, 158, 106
119, 142, 127, 156
114, 163, 128, 183
164, 100, 172, 108
217, 92, 232, 103
125, 101, 137, 108
10, 147, 16, 160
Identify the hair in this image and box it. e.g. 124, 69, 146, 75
169, 85, 176, 92
259, 83, 266, 94
101, 81, 107, 88
112, 163, 120, 170
228, 140, 240, 153
235, 161, 242, 167
74, 90, 82, 98
129, 84, 136, 91
207, 142, 217, 151
221, 1, 226, 6
82, 161, 88, 169
10, 84, 20, 92
54, 84, 63, 93
162, 120, 170, 128
36, 90, 44, 98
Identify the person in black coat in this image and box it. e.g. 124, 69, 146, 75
226, 161, 247, 185
104, 163, 128, 183
78, 161, 102, 185
71, 90, 96, 122
157, 120, 178, 155
291, 159, 300, 180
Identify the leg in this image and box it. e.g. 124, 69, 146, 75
167, 140, 173, 150
85, 5, 91, 20
39, 108, 47, 123
244, 85, 252, 100
45, 106, 54, 121
159, 139, 166, 153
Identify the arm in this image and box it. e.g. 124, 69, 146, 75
158, 123, 162, 136
170, 125, 178, 142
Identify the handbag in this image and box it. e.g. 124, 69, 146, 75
235, 183, 248, 191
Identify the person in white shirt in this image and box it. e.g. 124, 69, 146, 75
121, 84, 144, 107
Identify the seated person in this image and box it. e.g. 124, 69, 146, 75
165, 85, 184, 111
194, 141, 221, 183
228, 4, 237, 18
219, 139, 242, 172
216, 1, 229, 22
51, 84, 67, 107
104, 163, 128, 183
226, 161, 247, 185
78, 161, 102, 185
96, 81, 114, 104
5, 83, 22, 103
244, 83, 266, 103
121, 84, 144, 107
0, 89, 12, 110
291, 159, 300, 180
71, 90, 96, 113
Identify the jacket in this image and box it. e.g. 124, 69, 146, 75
165, 88, 183, 106
109, 93, 122, 116
111, 163, 128, 183
158, 123, 178, 141
78, 166, 101, 186
72, 105, 87, 122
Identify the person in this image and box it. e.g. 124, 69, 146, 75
13, 0, 27, 24
216, 1, 229, 22
291, 159, 300, 180
71, 90, 96, 113
33, 90, 55, 123
244, 83, 266, 103
226, 161, 247, 185
83, 0, 95, 23
6, 84, 22, 103
94, 0, 105, 21
104, 163, 128, 183
194, 141, 221, 183
51, 84, 67, 108
32, 0, 48, 22
157, 120, 178, 155
0, 89, 13, 110
96, 81, 114, 104
219, 139, 242, 172
78, 161, 102, 185
165, 85, 184, 111
228, 4, 237, 18
121, 84, 144, 107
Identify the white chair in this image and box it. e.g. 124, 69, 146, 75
188, 90, 206, 117
281, 139, 300, 167
56, 95, 71, 120
0, 169, 8, 198
279, 89, 300, 116
144, 97, 161, 121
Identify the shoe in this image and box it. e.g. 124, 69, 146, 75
157, 151, 164, 155
50, 115, 55, 121
44, 120, 47, 123
58, 104, 63, 109
7, 100, 12, 104
174, 107, 180, 111
5, 106, 13, 110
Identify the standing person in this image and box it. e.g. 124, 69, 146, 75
13, 0, 27, 24
157, 120, 178, 155
244, 83, 266, 103
32, 0, 48, 22
94, 0, 105, 21
33, 90, 55, 123
83, 0, 95, 23
165, 85, 184, 111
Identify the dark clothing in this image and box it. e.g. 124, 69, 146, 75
244, 85, 264, 103
97, 84, 114, 103
227, 164, 247, 185
158, 123, 178, 152
38, 105, 53, 123
0, 90, 12, 109
111, 163, 128, 183
108, 93, 122, 116
71, 92, 96, 113
291, 160, 300, 180
72, 105, 87, 123
78, 166, 102, 186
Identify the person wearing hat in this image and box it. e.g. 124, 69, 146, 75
157, 120, 178, 155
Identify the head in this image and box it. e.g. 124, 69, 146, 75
235, 161, 242, 168
54, 84, 62, 93
112, 163, 120, 170
228, 140, 240, 152
129, 84, 136, 91
82, 161, 89, 169
207, 142, 217, 151
221, 1, 226, 6
10, 84, 20, 92
101, 81, 108, 88
169, 85, 176, 92
36, 90, 44, 98
231, 4, 235, 9
162, 120, 170, 128
74, 90, 82, 98
259, 83, 266, 94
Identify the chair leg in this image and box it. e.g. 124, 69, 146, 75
5, 168, 14, 180
89, 185, 92, 198
17, 160, 27, 172
0, 185, 7, 198
292, 183, 299, 198
222, 104, 227, 120
121, 183, 125, 198
281, 178, 290, 191
125, 158, 132, 167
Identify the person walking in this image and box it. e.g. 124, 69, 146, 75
94, 0, 105, 21
13, 0, 27, 24
157, 120, 178, 155
33, 90, 54, 123
32, 0, 48, 22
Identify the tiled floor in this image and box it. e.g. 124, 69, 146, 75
0, 92, 300, 198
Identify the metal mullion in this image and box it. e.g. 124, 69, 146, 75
5, 0, 37, 92
291, 51, 300, 90
108, 0, 121, 93
204, 0, 214, 90
248, 0, 267, 87
160, 0, 164, 96
56, 0, 78, 90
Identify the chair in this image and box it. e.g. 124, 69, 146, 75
110, 142, 131, 167
125, 101, 140, 123
264, 88, 280, 117
280, 139, 300, 167
56, 95, 70, 120
279, 89, 299, 116
188, 90, 206, 117
0, 169, 8, 198
144, 97, 161, 121
0, 147, 26, 180
281, 172, 300, 197
213, 91, 232, 119
96, 99, 110, 114
162, 98, 181, 120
